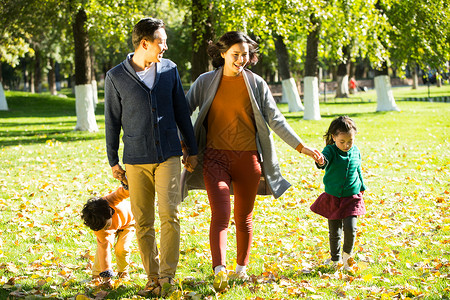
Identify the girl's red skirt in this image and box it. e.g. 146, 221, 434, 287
310, 192, 366, 220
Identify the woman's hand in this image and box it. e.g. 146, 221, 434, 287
301, 146, 324, 164
183, 155, 198, 173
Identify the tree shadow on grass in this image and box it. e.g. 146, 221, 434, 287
1, 93, 106, 147
1, 92, 105, 119
0, 130, 105, 147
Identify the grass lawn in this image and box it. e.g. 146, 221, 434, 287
0, 85, 449, 299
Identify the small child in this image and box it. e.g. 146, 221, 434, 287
311, 116, 366, 270
81, 180, 135, 287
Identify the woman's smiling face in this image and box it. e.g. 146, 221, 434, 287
221, 42, 249, 76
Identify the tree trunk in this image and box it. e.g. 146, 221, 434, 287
191, 0, 213, 82
34, 49, 41, 93
436, 71, 442, 87
0, 84, 7, 111
48, 58, 57, 95
303, 14, 321, 120
273, 34, 303, 111
73, 8, 98, 132
30, 62, 35, 93
74, 10, 91, 86
274, 34, 291, 81
412, 64, 418, 89
373, 0, 399, 112
375, 62, 400, 111
335, 45, 350, 98
0, 61, 7, 111
91, 46, 98, 108
55, 62, 61, 91
22, 59, 29, 92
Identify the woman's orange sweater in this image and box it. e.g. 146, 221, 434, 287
206, 75, 257, 151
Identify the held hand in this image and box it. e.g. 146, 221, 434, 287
183, 155, 198, 173
111, 164, 126, 182
301, 146, 324, 164
181, 140, 190, 165
317, 155, 325, 166
121, 175, 128, 186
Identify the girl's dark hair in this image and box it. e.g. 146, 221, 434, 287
132, 17, 165, 49
207, 31, 259, 68
81, 197, 114, 231
324, 116, 357, 145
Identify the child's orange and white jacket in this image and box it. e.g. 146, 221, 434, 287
94, 186, 134, 273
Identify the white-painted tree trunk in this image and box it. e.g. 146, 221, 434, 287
281, 78, 304, 112
412, 70, 418, 89
0, 84, 8, 111
74, 84, 98, 132
92, 79, 98, 108
375, 75, 400, 112
303, 76, 321, 120
336, 75, 349, 97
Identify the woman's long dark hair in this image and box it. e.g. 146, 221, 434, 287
207, 31, 259, 68
324, 116, 357, 145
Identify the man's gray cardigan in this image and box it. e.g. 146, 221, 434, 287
182, 67, 303, 199
104, 55, 198, 167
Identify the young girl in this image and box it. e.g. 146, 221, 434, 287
311, 116, 366, 270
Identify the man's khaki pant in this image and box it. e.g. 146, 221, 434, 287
125, 156, 181, 279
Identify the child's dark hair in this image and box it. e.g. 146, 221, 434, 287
81, 197, 114, 231
324, 116, 357, 145
207, 31, 259, 68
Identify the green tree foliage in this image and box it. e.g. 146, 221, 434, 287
0, 0, 449, 87
387, 0, 450, 74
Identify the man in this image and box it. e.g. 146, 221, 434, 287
104, 17, 198, 295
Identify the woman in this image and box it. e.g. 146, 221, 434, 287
182, 31, 322, 291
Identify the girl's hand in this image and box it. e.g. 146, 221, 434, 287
317, 155, 325, 166
301, 146, 324, 163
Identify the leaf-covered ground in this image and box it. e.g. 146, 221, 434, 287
0, 91, 449, 299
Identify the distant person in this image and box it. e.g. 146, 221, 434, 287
310, 116, 366, 271
183, 31, 323, 291
349, 78, 357, 94
81, 180, 134, 289
104, 17, 198, 296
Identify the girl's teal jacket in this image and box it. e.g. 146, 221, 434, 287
318, 144, 366, 197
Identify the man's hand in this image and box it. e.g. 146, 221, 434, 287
111, 164, 126, 182
181, 140, 198, 173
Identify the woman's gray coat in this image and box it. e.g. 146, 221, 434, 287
182, 67, 304, 199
